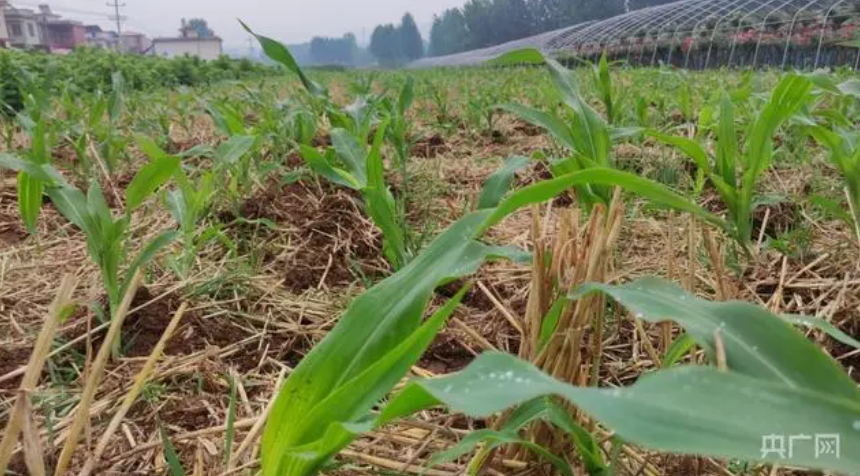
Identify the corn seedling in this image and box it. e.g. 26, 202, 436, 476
0, 152, 178, 345
651, 75, 813, 251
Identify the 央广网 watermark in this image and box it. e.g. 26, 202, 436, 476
761, 434, 840, 460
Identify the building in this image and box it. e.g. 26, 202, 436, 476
36, 5, 86, 52
0, 6, 9, 47
1, 2, 46, 49
120, 31, 151, 54
84, 25, 118, 50
152, 19, 222, 60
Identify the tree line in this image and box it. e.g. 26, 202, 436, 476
303, 0, 678, 66
429, 0, 677, 57
369, 13, 425, 67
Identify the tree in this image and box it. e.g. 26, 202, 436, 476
399, 13, 424, 61
309, 34, 358, 65
186, 18, 215, 38
370, 24, 402, 67
428, 8, 470, 56
490, 0, 534, 43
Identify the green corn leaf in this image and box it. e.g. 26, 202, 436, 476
572, 277, 860, 401
745, 75, 811, 178
261, 210, 502, 475
225, 373, 237, 467
45, 185, 91, 232
299, 145, 359, 190
158, 420, 186, 476
17, 172, 42, 234
363, 123, 406, 269
389, 352, 860, 476
330, 129, 368, 187
498, 103, 576, 151
119, 230, 179, 300
596, 52, 613, 124
240, 20, 324, 97
482, 168, 728, 234
716, 94, 737, 188
538, 298, 566, 352
216, 135, 256, 166
165, 189, 189, 231
397, 76, 414, 117
662, 333, 695, 368
545, 58, 611, 165
261, 160, 588, 476
265, 287, 469, 476
126, 154, 180, 212
784, 314, 860, 351
477, 156, 531, 209
0, 154, 69, 186
432, 428, 575, 476
649, 131, 711, 174
135, 134, 172, 163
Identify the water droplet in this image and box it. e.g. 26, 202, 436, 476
751, 346, 759, 352
504, 371, 514, 380
719, 322, 727, 328
611, 388, 622, 397
679, 295, 688, 301
488, 372, 497, 379
515, 377, 524, 383
853, 420, 860, 431
444, 385, 453, 393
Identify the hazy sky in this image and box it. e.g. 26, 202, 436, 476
19, 0, 466, 49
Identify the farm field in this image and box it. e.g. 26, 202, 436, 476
1, 41, 860, 476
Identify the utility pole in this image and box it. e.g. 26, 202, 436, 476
106, 0, 126, 35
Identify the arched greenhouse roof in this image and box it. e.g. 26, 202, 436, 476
410, 0, 860, 69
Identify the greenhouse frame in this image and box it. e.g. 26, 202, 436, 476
410, 0, 860, 69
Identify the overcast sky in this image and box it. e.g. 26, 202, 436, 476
18, 0, 466, 49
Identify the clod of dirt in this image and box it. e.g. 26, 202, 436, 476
752, 200, 801, 239
516, 162, 574, 207
239, 180, 383, 292
419, 332, 474, 374
312, 134, 332, 147
513, 121, 543, 137
411, 134, 448, 159
0, 345, 31, 390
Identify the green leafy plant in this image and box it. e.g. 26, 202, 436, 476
0, 153, 178, 338
651, 76, 814, 250
806, 124, 860, 240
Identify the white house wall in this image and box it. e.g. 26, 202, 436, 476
153, 40, 222, 60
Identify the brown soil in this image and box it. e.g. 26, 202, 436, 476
411, 134, 448, 159
513, 121, 543, 137
420, 331, 475, 374
752, 200, 801, 239
312, 133, 332, 147
0, 345, 31, 391
239, 180, 383, 292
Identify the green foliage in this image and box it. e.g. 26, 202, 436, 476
260, 165, 588, 476
0, 48, 274, 96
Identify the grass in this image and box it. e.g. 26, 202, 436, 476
0, 44, 859, 476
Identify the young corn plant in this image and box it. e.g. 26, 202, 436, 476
245, 24, 410, 270
0, 150, 179, 347
496, 50, 729, 236
651, 75, 814, 250
256, 152, 721, 476
806, 124, 860, 240
10, 95, 52, 235
89, 72, 128, 172
135, 136, 218, 276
